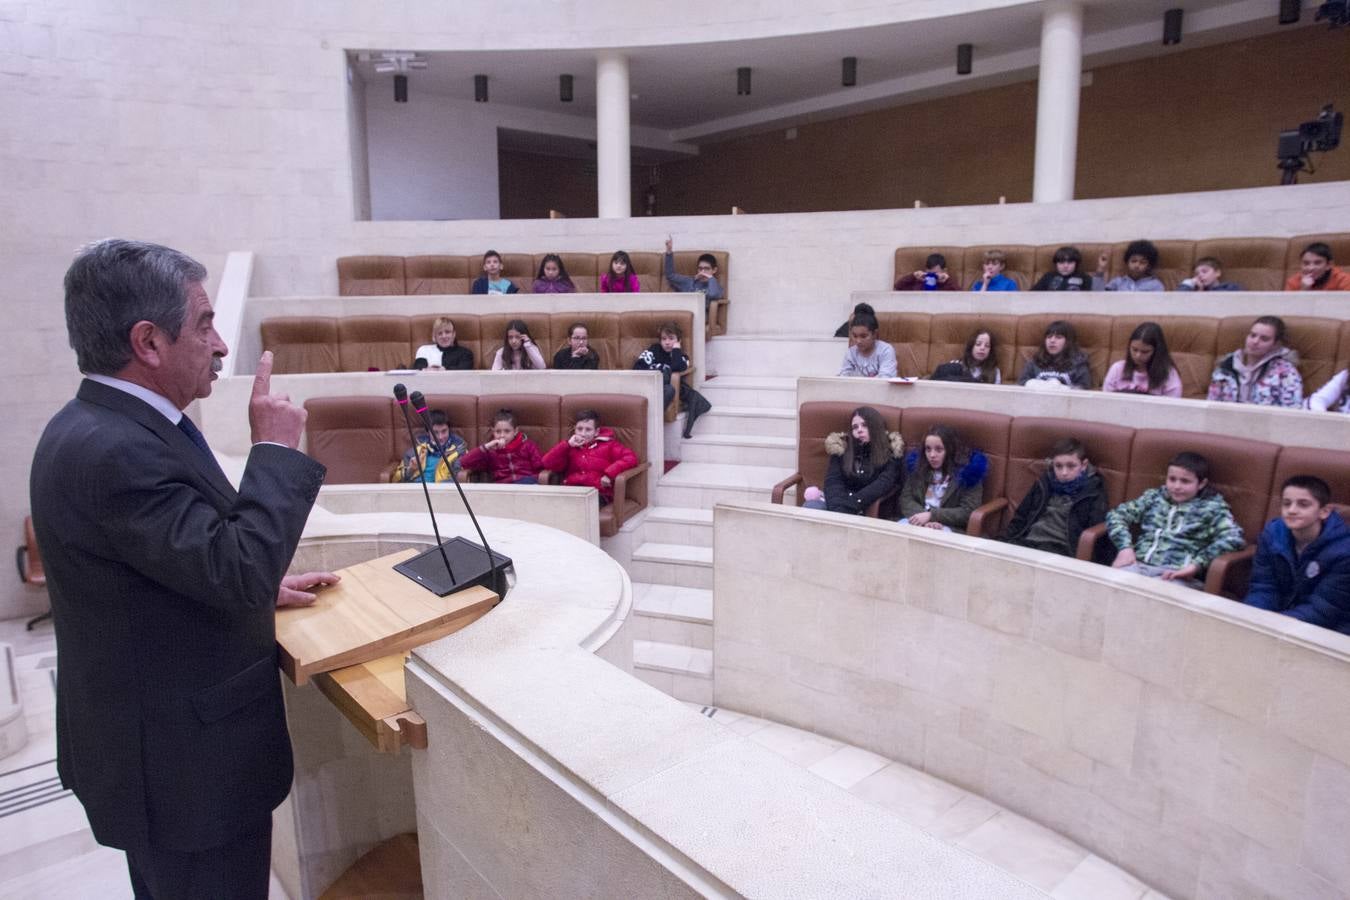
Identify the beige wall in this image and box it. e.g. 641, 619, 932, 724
713, 502, 1350, 900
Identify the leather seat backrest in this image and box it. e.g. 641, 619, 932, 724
794, 402, 903, 493
1006, 418, 1135, 509
961, 245, 1036, 291
1108, 240, 1195, 290
1336, 322, 1350, 380
624, 251, 664, 293
496, 253, 535, 288
1106, 316, 1218, 399
549, 312, 620, 369
337, 256, 406, 296
1285, 233, 1350, 282
1032, 243, 1113, 285
1216, 315, 1340, 393
337, 316, 413, 372
925, 315, 1018, 380
875, 313, 932, 378
1192, 238, 1287, 292
407, 314, 483, 370
393, 394, 478, 458
671, 251, 729, 298
1014, 314, 1114, 385
1266, 445, 1350, 520
559, 394, 648, 465
405, 255, 471, 295
303, 397, 396, 484
531, 253, 599, 293
898, 407, 1011, 501
894, 247, 965, 289
474, 394, 562, 457
260, 317, 340, 374
619, 310, 695, 370
478, 314, 552, 369
1124, 429, 1280, 543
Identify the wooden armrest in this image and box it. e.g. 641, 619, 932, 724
668, 366, 696, 421
19, 516, 45, 585
1076, 522, 1110, 562
771, 473, 804, 506
708, 299, 729, 336
966, 497, 1009, 537
610, 462, 651, 531
380, 462, 400, 483
1204, 545, 1257, 598
538, 469, 558, 486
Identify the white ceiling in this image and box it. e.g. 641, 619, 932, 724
350, 1, 1317, 152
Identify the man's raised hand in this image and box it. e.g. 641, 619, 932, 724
250, 351, 306, 448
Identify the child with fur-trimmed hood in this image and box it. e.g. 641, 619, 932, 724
802, 407, 905, 515
897, 425, 989, 532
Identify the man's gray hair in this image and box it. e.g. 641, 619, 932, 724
64, 239, 208, 375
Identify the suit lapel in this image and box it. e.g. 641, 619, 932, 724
77, 380, 239, 504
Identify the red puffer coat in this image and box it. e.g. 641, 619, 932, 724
540, 428, 638, 501
460, 431, 544, 484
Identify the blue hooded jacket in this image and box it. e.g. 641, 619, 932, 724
1243, 510, 1350, 634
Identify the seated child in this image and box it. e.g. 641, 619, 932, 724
531, 253, 576, 294
1178, 256, 1242, 291
663, 236, 724, 308
553, 322, 600, 370
1206, 315, 1303, 407
838, 313, 898, 379
834, 302, 874, 338
1001, 438, 1107, 557
972, 249, 1019, 292
1018, 320, 1092, 390
1243, 475, 1350, 634
391, 409, 467, 483
1309, 369, 1350, 413
491, 319, 546, 370
895, 253, 960, 291
1106, 451, 1245, 583
932, 328, 1001, 384
1099, 240, 1164, 292
633, 321, 710, 437
413, 317, 474, 370
470, 249, 520, 295
541, 408, 638, 505
896, 425, 988, 532
600, 250, 641, 293
1030, 246, 1097, 291
460, 408, 544, 484
1101, 321, 1183, 397
1286, 241, 1350, 291
801, 407, 904, 515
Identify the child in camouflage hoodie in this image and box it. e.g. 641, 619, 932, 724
1107, 451, 1245, 585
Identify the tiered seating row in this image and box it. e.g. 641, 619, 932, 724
893, 233, 1350, 291
875, 311, 1350, 397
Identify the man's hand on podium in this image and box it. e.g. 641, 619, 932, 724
278, 571, 341, 608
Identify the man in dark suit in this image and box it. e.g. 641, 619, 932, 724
30, 239, 337, 899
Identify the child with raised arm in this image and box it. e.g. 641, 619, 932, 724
600, 250, 641, 293
1001, 438, 1107, 558
391, 409, 467, 483
895, 253, 960, 291
1101, 321, 1183, 397
1106, 451, 1245, 584
541, 408, 639, 505
663, 237, 723, 308
470, 249, 520, 295
460, 408, 544, 484
1098, 240, 1164, 292
839, 313, 898, 378
1243, 475, 1350, 634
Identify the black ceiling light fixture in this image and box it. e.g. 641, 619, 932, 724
370, 51, 426, 104
394, 74, 408, 103
474, 74, 489, 102
737, 67, 751, 96
1279, 0, 1302, 24
560, 74, 574, 103
956, 43, 973, 75
1163, 8, 1184, 44
842, 56, 857, 87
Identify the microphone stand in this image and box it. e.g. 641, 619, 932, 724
393, 386, 457, 583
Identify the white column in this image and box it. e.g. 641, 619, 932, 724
595, 52, 631, 218
1032, 0, 1083, 204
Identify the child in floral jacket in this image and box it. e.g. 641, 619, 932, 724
1206, 315, 1303, 408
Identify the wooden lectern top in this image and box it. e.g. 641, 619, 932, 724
276, 547, 498, 686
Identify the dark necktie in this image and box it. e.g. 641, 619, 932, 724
176, 414, 215, 461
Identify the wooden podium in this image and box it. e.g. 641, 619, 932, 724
275, 547, 499, 753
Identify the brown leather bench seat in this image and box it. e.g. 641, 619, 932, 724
773, 401, 1350, 599
304, 392, 650, 538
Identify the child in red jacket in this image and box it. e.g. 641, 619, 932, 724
541, 408, 639, 504
460, 408, 544, 484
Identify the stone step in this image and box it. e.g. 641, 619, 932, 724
707, 336, 844, 378
630, 583, 714, 650
698, 405, 797, 437
641, 506, 714, 548
632, 640, 714, 704
626, 542, 713, 589
700, 375, 798, 410
678, 433, 797, 468
656, 462, 796, 508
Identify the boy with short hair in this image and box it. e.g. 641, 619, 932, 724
391, 409, 467, 483
633, 321, 711, 437
1179, 256, 1242, 291
541, 409, 639, 505
470, 249, 520, 294
895, 253, 960, 291
838, 313, 898, 378
1286, 241, 1350, 291
461, 408, 544, 484
972, 249, 1019, 292
1243, 475, 1350, 633
663, 236, 724, 308
1099, 240, 1165, 292
1001, 438, 1107, 557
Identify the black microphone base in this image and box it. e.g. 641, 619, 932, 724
394, 536, 514, 598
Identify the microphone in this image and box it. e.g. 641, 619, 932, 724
392, 385, 458, 584
394, 382, 409, 405
404, 392, 508, 600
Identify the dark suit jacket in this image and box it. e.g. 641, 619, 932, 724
29, 379, 325, 853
